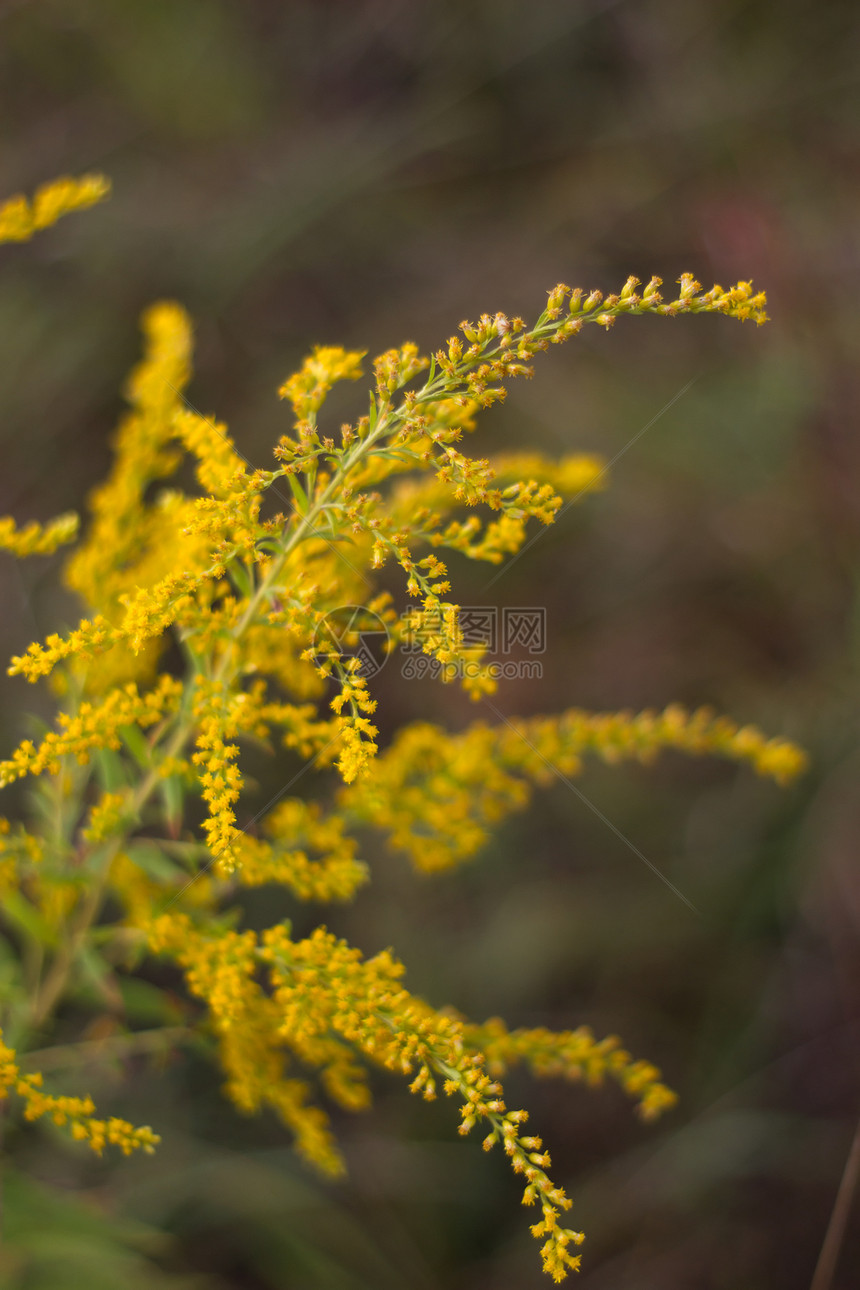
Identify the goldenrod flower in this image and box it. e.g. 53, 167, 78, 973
0, 1029, 158, 1157
0, 173, 110, 244
0, 220, 801, 1282
0, 512, 79, 557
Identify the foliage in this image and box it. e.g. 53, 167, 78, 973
0, 175, 806, 1282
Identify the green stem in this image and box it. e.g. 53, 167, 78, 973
28, 719, 191, 1032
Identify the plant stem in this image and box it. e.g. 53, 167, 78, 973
20, 1025, 191, 1071
28, 721, 190, 1031
810, 1109, 860, 1290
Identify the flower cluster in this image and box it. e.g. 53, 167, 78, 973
235, 798, 369, 902
0, 172, 806, 1281
279, 344, 366, 436
0, 1029, 159, 1156
0, 512, 79, 557
262, 923, 587, 1281
0, 675, 182, 789
466, 1018, 677, 1122
341, 704, 807, 872
0, 173, 110, 244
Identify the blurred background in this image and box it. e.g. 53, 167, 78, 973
2, 1, 860, 1286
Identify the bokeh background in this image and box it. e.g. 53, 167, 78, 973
2, 1, 860, 1286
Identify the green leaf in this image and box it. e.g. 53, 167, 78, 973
94, 748, 130, 793
125, 842, 187, 884
118, 978, 185, 1026
229, 560, 253, 598
287, 472, 309, 515
160, 774, 184, 839
75, 941, 116, 999
0, 1167, 188, 1290
1, 891, 59, 949
119, 725, 150, 769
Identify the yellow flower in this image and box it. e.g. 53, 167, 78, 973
0, 676, 182, 788
0, 173, 110, 243
342, 705, 807, 873
279, 345, 366, 424
0, 250, 803, 1283
0, 1028, 158, 1157
0, 513, 79, 558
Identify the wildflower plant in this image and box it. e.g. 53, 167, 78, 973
0, 175, 807, 1281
